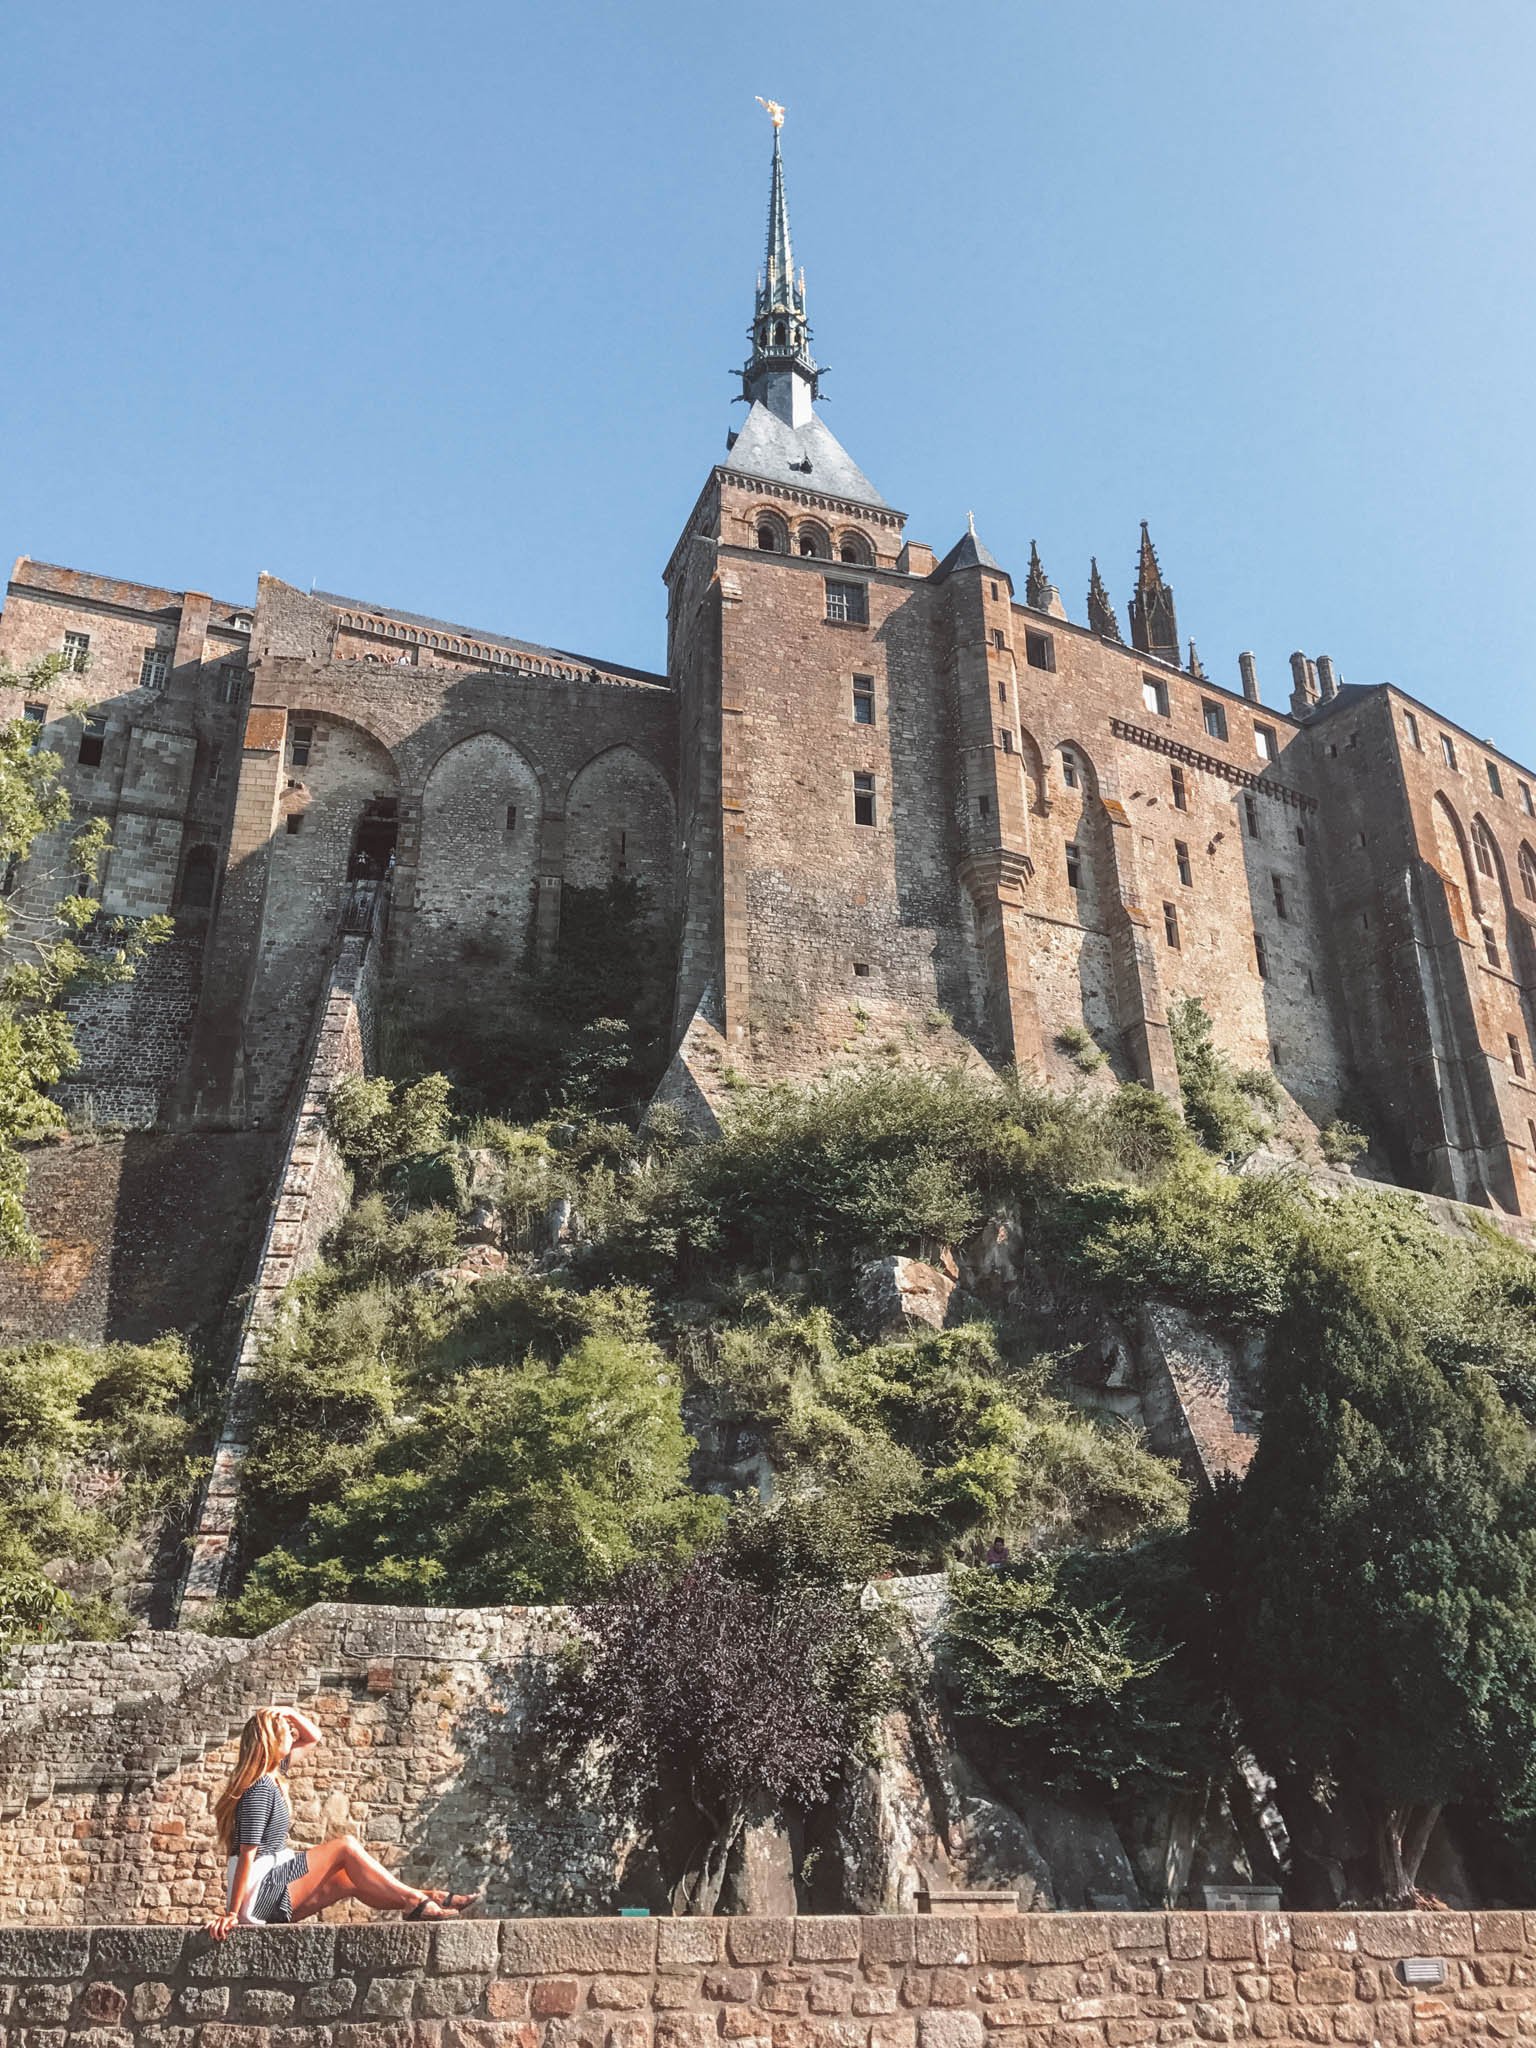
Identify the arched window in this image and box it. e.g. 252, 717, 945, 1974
773, 322, 786, 345
757, 523, 781, 552
1520, 844, 1536, 904
179, 843, 217, 911
1473, 817, 1498, 880
837, 531, 873, 566
797, 521, 830, 559
755, 513, 788, 553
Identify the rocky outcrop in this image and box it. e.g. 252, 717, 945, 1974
857, 1256, 957, 1338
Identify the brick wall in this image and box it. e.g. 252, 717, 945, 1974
0, 1910, 1524, 2046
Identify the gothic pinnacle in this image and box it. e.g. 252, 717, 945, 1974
1088, 558, 1123, 642
1026, 541, 1052, 610
1129, 520, 1180, 661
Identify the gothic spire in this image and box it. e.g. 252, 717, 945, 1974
740, 102, 820, 428
1088, 558, 1122, 642
1187, 640, 1206, 679
1128, 520, 1180, 662
1026, 541, 1052, 610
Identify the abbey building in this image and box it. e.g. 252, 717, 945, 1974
4, 122, 1536, 1215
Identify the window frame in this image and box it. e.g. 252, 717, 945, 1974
852, 674, 876, 726
1175, 840, 1192, 887
1065, 841, 1081, 889
824, 578, 869, 627
852, 770, 876, 827
1440, 732, 1458, 771
1488, 760, 1505, 798
1162, 900, 1181, 949
1403, 708, 1422, 750
77, 714, 107, 768
1254, 723, 1278, 763
289, 723, 314, 769
1142, 674, 1170, 719
1024, 629, 1055, 673
1271, 874, 1288, 920
1201, 699, 1228, 742
62, 630, 90, 673
1170, 764, 1188, 811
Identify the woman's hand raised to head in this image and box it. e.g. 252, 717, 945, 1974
278, 1706, 323, 1752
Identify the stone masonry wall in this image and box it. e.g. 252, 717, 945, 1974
0, 1910, 1527, 2047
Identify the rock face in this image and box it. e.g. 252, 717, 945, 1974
857, 1256, 956, 1338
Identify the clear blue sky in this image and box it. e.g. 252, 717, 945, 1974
5, 2, 1535, 758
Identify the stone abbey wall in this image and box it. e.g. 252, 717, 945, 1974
0, 1910, 1528, 2047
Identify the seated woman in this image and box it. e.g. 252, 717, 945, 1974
207, 1706, 477, 1938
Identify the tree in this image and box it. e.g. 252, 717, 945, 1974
1214, 1233, 1536, 1902
541, 1515, 893, 1913
0, 657, 170, 1255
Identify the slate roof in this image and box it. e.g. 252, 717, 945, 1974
722, 402, 887, 510
932, 528, 1003, 579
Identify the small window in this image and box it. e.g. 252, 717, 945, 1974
1255, 934, 1269, 980
1357, 831, 1368, 849
1510, 1034, 1526, 1079
219, 663, 244, 705
208, 744, 223, 788
505, 805, 518, 832
286, 812, 303, 835
1175, 840, 1192, 887
62, 630, 90, 672
1271, 875, 1288, 920
997, 680, 1007, 704
1296, 823, 1307, 846
1488, 760, 1504, 798
289, 724, 314, 768
1254, 724, 1278, 763
838, 535, 871, 566
1163, 901, 1180, 948
825, 579, 868, 626
77, 714, 106, 768
1305, 967, 1315, 996
757, 522, 781, 552
1243, 793, 1259, 839
1065, 841, 1081, 888
1521, 782, 1534, 817
978, 794, 991, 819
1441, 732, 1458, 770
1025, 630, 1055, 672
1171, 764, 1187, 810
1472, 818, 1497, 880
852, 676, 875, 726
991, 628, 1006, 652
853, 961, 870, 978
1404, 708, 1422, 750
1529, 1118, 1536, 1153
853, 771, 876, 826
999, 728, 1013, 754
798, 527, 829, 559
1143, 675, 1170, 719
1484, 927, 1502, 969
990, 580, 1000, 600
1061, 751, 1079, 791
139, 647, 170, 690
1520, 846, 1536, 903
1202, 700, 1228, 742
22, 701, 46, 725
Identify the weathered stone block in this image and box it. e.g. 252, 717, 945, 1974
862, 1924, 917, 1966
338, 1925, 434, 1973
591, 1978, 649, 2011
502, 1923, 656, 1977
532, 1983, 582, 2020
431, 1925, 499, 1977
303, 1979, 361, 2019
975, 1923, 1030, 1968
657, 1924, 722, 1968
418, 1976, 493, 2019
186, 1925, 337, 1981
1205, 1923, 1255, 1964
363, 1979, 420, 2019
916, 1924, 975, 1969
729, 1923, 796, 1968
797, 1923, 862, 1964
1028, 1920, 1112, 1967
1296, 1973, 1353, 2006
0, 1929, 90, 1976
1478, 1916, 1528, 1954
1164, 1919, 1207, 1963
917, 2015, 984, 2048
94, 1927, 189, 1975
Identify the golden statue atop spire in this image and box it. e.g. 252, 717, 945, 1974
755, 96, 786, 130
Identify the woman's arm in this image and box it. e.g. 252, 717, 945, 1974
280, 1706, 323, 1753
207, 1845, 258, 1940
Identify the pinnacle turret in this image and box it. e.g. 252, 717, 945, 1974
1088, 558, 1123, 642
740, 109, 820, 427
1128, 521, 1180, 662
1026, 541, 1052, 610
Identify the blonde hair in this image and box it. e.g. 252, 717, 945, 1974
213, 1710, 287, 1857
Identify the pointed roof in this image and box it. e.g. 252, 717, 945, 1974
1135, 519, 1166, 592
1088, 557, 1123, 641
1129, 519, 1179, 658
1026, 540, 1052, 609
761, 124, 799, 318
933, 515, 1003, 579
723, 399, 886, 509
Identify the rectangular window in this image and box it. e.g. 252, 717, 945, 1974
1510, 1034, 1526, 1079
825, 579, 868, 626
853, 961, 870, 978
1171, 764, 1187, 810
1061, 751, 1079, 790
990, 628, 1006, 652
998, 728, 1013, 754
1488, 759, 1504, 798
1202, 700, 1228, 742
1404, 708, 1422, 750
978, 794, 991, 818
1255, 934, 1269, 980
139, 647, 170, 690
1243, 792, 1259, 838
289, 723, 313, 768
1254, 723, 1278, 763
207, 745, 223, 789
286, 812, 303, 835
77, 714, 106, 768
219, 663, 244, 705
1271, 874, 1288, 920
1143, 675, 1170, 718
997, 679, 1007, 704
505, 805, 517, 832
989, 580, 1000, 600
1163, 901, 1180, 948
1025, 630, 1055, 672
1441, 732, 1458, 770
1296, 823, 1307, 846
1522, 782, 1535, 817
1175, 840, 1192, 887
1485, 927, 1502, 968
853, 771, 876, 826
62, 630, 90, 672
22, 701, 46, 724
1065, 841, 1081, 888
852, 674, 875, 725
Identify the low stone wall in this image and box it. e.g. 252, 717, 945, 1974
0, 1909, 1522, 2046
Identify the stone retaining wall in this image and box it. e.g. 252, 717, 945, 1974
0, 1910, 1522, 2046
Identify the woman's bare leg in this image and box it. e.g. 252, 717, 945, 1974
286, 1835, 444, 1921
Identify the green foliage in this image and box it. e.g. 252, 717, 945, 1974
1213, 1231, 1536, 1893
1320, 1118, 1369, 1166
1167, 997, 1279, 1159
0, 1336, 195, 1652
942, 1534, 1229, 1793
1055, 1023, 1107, 1074
0, 661, 170, 1255
326, 1071, 452, 1181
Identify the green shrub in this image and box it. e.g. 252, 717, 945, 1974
327, 1071, 452, 1179
1167, 998, 1277, 1158
1055, 1023, 1107, 1074
1320, 1118, 1368, 1166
